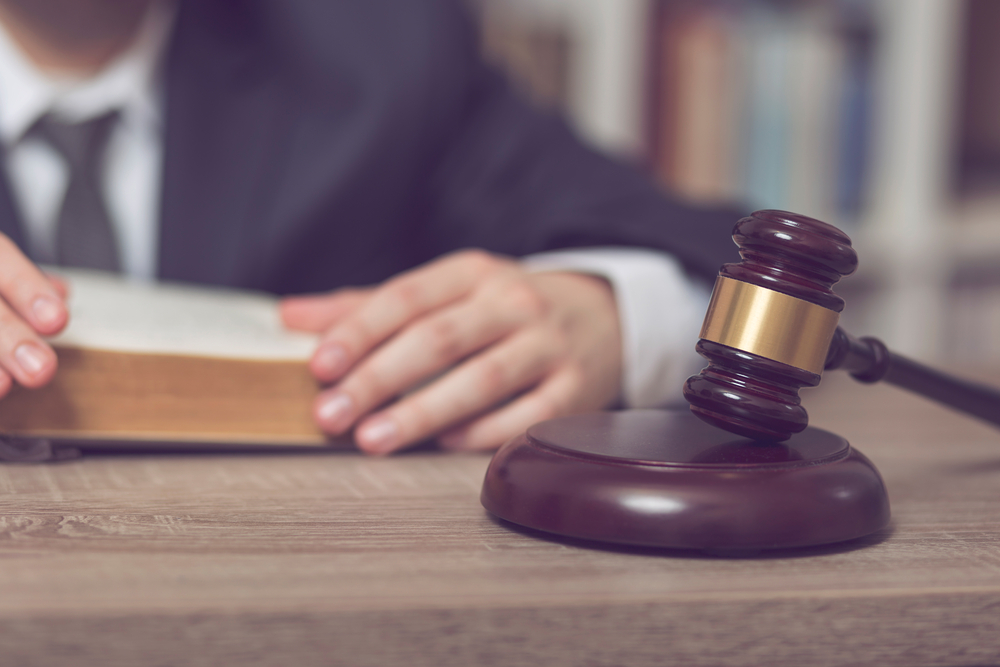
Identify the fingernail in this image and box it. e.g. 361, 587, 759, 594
357, 416, 399, 452
14, 343, 48, 376
313, 343, 348, 378
32, 296, 63, 328
316, 392, 354, 429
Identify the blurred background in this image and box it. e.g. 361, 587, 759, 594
472, 0, 1000, 369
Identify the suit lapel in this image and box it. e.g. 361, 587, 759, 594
157, 0, 293, 288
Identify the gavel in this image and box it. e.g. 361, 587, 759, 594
482, 209, 998, 550
683, 209, 1000, 441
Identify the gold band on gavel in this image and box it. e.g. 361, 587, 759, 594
698, 277, 840, 375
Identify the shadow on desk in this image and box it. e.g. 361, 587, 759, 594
487, 512, 896, 560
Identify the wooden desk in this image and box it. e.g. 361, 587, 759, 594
0, 373, 998, 666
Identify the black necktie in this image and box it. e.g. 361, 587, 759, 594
31, 111, 121, 272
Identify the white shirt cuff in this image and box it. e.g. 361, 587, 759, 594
523, 248, 710, 408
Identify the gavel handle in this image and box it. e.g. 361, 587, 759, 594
825, 328, 1000, 429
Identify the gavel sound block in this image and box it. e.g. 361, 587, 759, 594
481, 210, 1000, 552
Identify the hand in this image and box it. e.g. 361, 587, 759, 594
0, 234, 69, 399
280, 250, 622, 454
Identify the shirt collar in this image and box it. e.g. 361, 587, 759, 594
0, 1, 175, 146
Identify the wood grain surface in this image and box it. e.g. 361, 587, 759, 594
0, 372, 998, 666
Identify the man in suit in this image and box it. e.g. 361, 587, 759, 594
0, 0, 738, 454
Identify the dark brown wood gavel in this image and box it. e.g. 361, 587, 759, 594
683, 209, 1000, 441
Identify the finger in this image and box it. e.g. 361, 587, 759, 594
310, 251, 508, 381
0, 369, 12, 400
0, 299, 59, 388
349, 326, 562, 454
313, 277, 544, 433
0, 235, 68, 336
45, 274, 69, 300
280, 288, 371, 333
438, 367, 582, 451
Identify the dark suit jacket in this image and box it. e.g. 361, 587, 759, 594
0, 0, 740, 295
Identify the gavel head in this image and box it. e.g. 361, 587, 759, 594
682, 210, 858, 441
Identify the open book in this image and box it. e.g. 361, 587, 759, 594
0, 270, 334, 450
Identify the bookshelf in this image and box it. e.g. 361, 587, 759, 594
478, 0, 1000, 365
477, 0, 650, 156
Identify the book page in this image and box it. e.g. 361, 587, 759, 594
48, 269, 318, 361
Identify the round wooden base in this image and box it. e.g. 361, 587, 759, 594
481, 409, 890, 551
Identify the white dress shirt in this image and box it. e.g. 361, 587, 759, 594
0, 2, 171, 280
0, 3, 709, 407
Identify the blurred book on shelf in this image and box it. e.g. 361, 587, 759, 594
949, 0, 1000, 365
957, 0, 1000, 195
478, 2, 572, 111
647, 0, 876, 226
473, 0, 1000, 365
